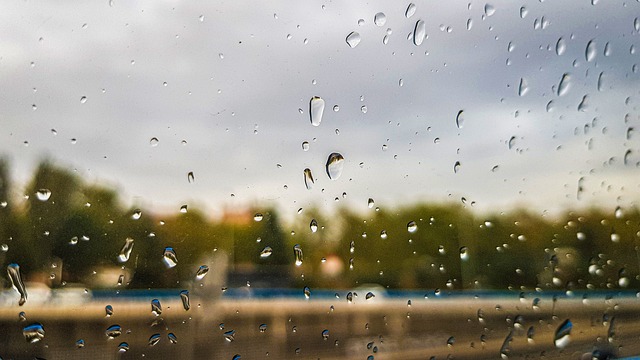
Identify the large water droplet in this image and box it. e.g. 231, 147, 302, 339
456, 110, 464, 129
293, 244, 303, 266
224, 330, 236, 342
7, 264, 27, 306
118, 342, 129, 353
260, 246, 273, 258
556, 37, 566, 56
554, 319, 572, 348
309, 97, 325, 126
163, 247, 178, 268
459, 246, 469, 260
254, 213, 263, 222
407, 221, 417, 233
518, 78, 528, 96
310, 219, 318, 233
374, 12, 386, 26
484, 3, 495, 17
413, 20, 426, 46
405, 3, 417, 18
304, 168, 314, 190
326, 153, 345, 180
36, 189, 51, 202
117, 238, 134, 263
585, 40, 597, 62
106, 325, 122, 339
168, 333, 178, 344
148, 333, 161, 346
557, 73, 571, 96
346, 32, 361, 48
196, 265, 209, 280
180, 290, 190, 311
520, 6, 528, 18
151, 299, 162, 316
23, 323, 45, 343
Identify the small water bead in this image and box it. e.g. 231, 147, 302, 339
76, 339, 85, 348
310, 219, 318, 233
187, 172, 195, 183
80, 96, 87, 104
131, 209, 142, 220
254, 213, 263, 222
302, 141, 309, 151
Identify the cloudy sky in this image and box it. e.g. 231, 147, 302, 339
0, 0, 638, 220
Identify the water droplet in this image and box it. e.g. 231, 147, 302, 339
518, 78, 528, 96
259, 324, 268, 332
180, 204, 188, 213
106, 325, 122, 339
500, 331, 513, 358
260, 246, 273, 258
19, 311, 26, 321
578, 95, 589, 112
309, 96, 325, 126
304, 286, 311, 299
151, 299, 162, 316
360, 105, 367, 113
604, 42, 612, 56
232, 355, 241, 360
180, 290, 190, 311
346, 291, 353, 303
380, 230, 388, 239
365, 292, 375, 300
554, 319, 572, 348
302, 141, 310, 151
310, 219, 318, 233
187, 172, 195, 183
131, 209, 142, 220
405, 3, 417, 18
254, 213, 263, 222
484, 3, 496, 17
615, 206, 623, 219
447, 336, 455, 347
368, 198, 375, 208
556, 37, 566, 56
148, 333, 161, 346
456, 110, 464, 129
163, 247, 178, 268
346, 32, 361, 48
460, 246, 469, 260
585, 40, 597, 62
557, 73, 571, 96
454, 161, 461, 173
36, 189, 51, 202
407, 221, 417, 233
196, 265, 209, 280
635, 17, 640, 32
224, 330, 236, 342
293, 244, 303, 266
7, 264, 27, 306
520, 6, 528, 18
304, 168, 314, 190
326, 153, 345, 180
80, 96, 87, 104
117, 238, 134, 263
118, 342, 129, 353
413, 20, 426, 46
105, 304, 113, 317
508, 136, 516, 150
374, 12, 386, 26
23, 323, 44, 343
76, 339, 85, 348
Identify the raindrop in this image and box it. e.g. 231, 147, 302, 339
597, 72, 605, 91
106, 325, 122, 339
232, 355, 241, 360
326, 153, 345, 180
131, 209, 142, 220
484, 3, 495, 17
604, 42, 612, 56
407, 221, 417, 233
322, 329, 329, 340
80, 96, 87, 104
117, 238, 134, 263
454, 161, 461, 173
554, 319, 572, 348
168, 333, 178, 344
36, 189, 51, 202
118, 342, 129, 353
500, 331, 513, 358
374, 13, 386, 26
105, 304, 113, 317
180, 290, 190, 311
527, 326, 535, 343
76, 339, 85, 348
635, 17, 640, 32
148, 334, 161, 346
7, 264, 27, 306
520, 6, 528, 18
196, 265, 209, 280
413, 20, 426, 46
557, 73, 571, 96
310, 219, 318, 233
346, 32, 361, 48
293, 244, 303, 266
447, 336, 455, 347
585, 40, 597, 62
518, 78, 528, 96
163, 247, 178, 268
260, 246, 273, 258
309, 96, 325, 126
259, 324, 268, 332
365, 292, 375, 300
151, 299, 162, 316
466, 19, 473, 30
405, 3, 417, 18
304, 168, 314, 190
187, 172, 195, 183
180, 205, 188, 213
19, 311, 26, 321
380, 230, 388, 239
333, 105, 340, 112
302, 141, 310, 151
459, 246, 469, 260
555, 37, 566, 56
224, 330, 236, 342
368, 198, 375, 208
577, 95, 589, 112
615, 206, 623, 219
23, 323, 45, 343
346, 292, 353, 303
304, 286, 311, 299
456, 110, 464, 129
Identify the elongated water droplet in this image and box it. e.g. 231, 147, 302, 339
23, 323, 45, 343
7, 264, 27, 306
196, 265, 209, 280
556, 37, 566, 56
554, 319, 572, 348
224, 330, 236, 342
597, 72, 605, 91
407, 221, 417, 233
585, 40, 597, 62
36, 189, 51, 201
456, 110, 464, 129
304, 168, 314, 190
635, 17, 640, 32
484, 3, 495, 17
405, 3, 417, 18
304, 286, 311, 299
187, 171, 194, 183
167, 333, 177, 344
500, 330, 513, 358
624, 149, 632, 165
180, 290, 190, 311
105, 304, 114, 317
106, 325, 122, 339
260, 246, 273, 258
557, 73, 571, 96
148, 334, 161, 346
118, 342, 129, 353
346, 32, 361, 48
326, 153, 345, 180
413, 20, 426, 46
117, 238, 134, 263
578, 95, 589, 112
310, 219, 318, 233
459, 246, 469, 260
454, 161, 461, 173
309, 96, 325, 126
518, 78, 528, 96
163, 247, 178, 268
293, 244, 303, 266
374, 12, 386, 26
151, 299, 162, 316
520, 6, 528, 18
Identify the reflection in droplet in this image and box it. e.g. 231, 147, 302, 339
407, 221, 417, 233
36, 189, 51, 202
554, 319, 572, 348
7, 264, 27, 306
293, 244, 303, 266
326, 153, 345, 180
117, 238, 134, 263
260, 246, 273, 258
163, 247, 178, 268
405, 3, 417, 18
309, 96, 325, 126
304, 168, 314, 190
556, 37, 566, 56
346, 32, 361, 48
196, 265, 209, 280
585, 40, 597, 62
456, 110, 464, 129
413, 20, 426, 46
374, 12, 386, 26
180, 290, 190, 311
557, 73, 571, 96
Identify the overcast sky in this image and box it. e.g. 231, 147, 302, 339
0, 0, 638, 220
